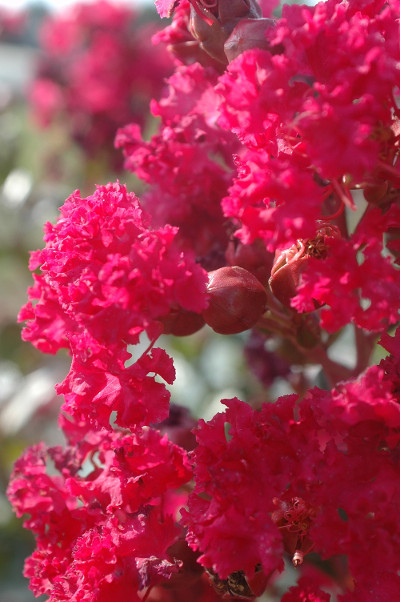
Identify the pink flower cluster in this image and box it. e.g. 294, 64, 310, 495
8, 429, 191, 601
184, 357, 400, 598
30, 0, 172, 166
8, 0, 400, 600
0, 7, 26, 40
115, 61, 238, 267
20, 182, 208, 430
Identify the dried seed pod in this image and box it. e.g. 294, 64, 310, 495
206, 564, 269, 598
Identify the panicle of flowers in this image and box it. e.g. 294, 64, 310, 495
7, 426, 192, 600
140, 0, 400, 335
216, 0, 400, 332
19, 181, 208, 431
8, 0, 400, 600
10, 177, 211, 599
183, 355, 400, 597
116, 60, 239, 269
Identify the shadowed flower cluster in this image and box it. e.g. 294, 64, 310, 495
31, 0, 172, 167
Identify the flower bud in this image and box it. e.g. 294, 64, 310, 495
189, 0, 264, 64
269, 224, 341, 308
225, 238, 274, 286
202, 265, 267, 334
224, 18, 278, 63
269, 241, 308, 308
363, 181, 388, 205
160, 307, 206, 336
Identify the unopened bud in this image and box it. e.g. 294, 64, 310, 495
225, 238, 274, 286
292, 549, 304, 567
161, 307, 205, 336
202, 265, 267, 334
363, 181, 388, 205
189, 0, 267, 64
224, 17, 278, 62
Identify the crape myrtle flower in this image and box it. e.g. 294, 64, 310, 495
291, 205, 400, 332
218, 0, 400, 182
116, 62, 238, 269
7, 427, 192, 601
216, 0, 400, 329
56, 346, 176, 432
379, 324, 400, 402
183, 357, 400, 598
19, 182, 208, 357
136, 0, 400, 332
281, 583, 331, 602
222, 148, 324, 251
19, 182, 208, 430
270, 0, 400, 183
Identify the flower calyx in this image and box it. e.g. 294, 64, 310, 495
271, 496, 316, 567
188, 0, 275, 64
269, 224, 341, 309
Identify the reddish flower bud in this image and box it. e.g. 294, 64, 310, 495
160, 307, 206, 336
269, 241, 309, 308
269, 224, 341, 308
224, 17, 278, 63
202, 265, 267, 334
188, 0, 264, 64
225, 238, 274, 286
246, 566, 270, 597
363, 181, 388, 205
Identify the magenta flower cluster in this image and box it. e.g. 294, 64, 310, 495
8, 0, 400, 600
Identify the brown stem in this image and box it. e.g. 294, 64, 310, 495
258, 310, 353, 388
256, 314, 296, 339
141, 585, 154, 602
353, 325, 378, 375
309, 346, 353, 387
